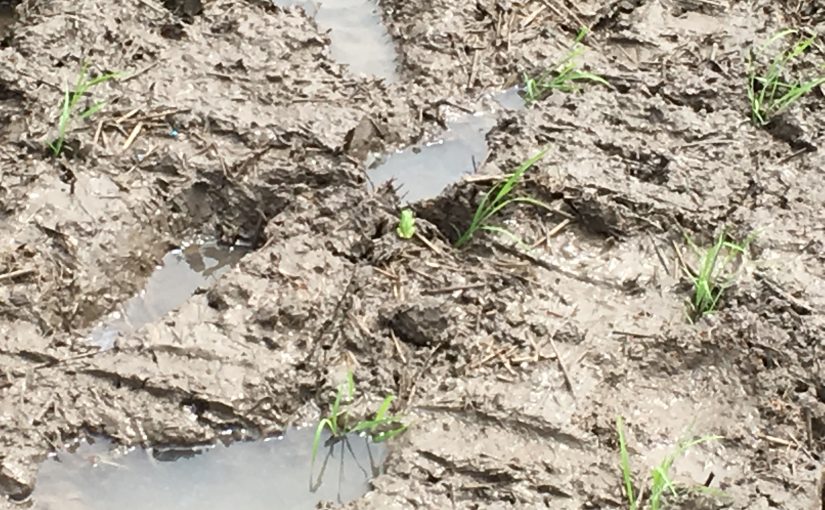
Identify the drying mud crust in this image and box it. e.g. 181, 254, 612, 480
1, 0, 824, 508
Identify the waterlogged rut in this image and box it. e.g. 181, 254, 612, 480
33, 430, 386, 509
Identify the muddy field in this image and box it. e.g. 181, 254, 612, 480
1, 0, 824, 508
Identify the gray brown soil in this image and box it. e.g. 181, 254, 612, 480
1, 0, 825, 508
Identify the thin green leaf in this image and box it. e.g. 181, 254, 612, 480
374, 395, 395, 422
616, 416, 636, 510
85, 72, 120, 87
372, 424, 408, 443
311, 419, 331, 465
80, 101, 106, 119
480, 225, 526, 246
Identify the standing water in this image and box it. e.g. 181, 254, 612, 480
33, 429, 387, 509
88, 241, 248, 349
368, 88, 525, 203
273, 0, 397, 81
368, 114, 497, 203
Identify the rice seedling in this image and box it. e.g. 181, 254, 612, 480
454, 149, 552, 248
311, 372, 406, 472
523, 27, 608, 104
678, 229, 753, 319
49, 62, 119, 156
747, 29, 825, 126
615, 416, 722, 510
396, 208, 415, 239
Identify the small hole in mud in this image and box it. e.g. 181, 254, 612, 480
161, 22, 186, 40
44, 139, 88, 161
163, 0, 203, 22
761, 353, 778, 369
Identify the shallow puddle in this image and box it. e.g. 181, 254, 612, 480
33, 429, 386, 509
274, 0, 397, 81
368, 114, 497, 203
492, 87, 525, 111
89, 241, 248, 349
368, 88, 526, 203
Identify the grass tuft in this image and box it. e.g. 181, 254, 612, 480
454, 149, 553, 248
616, 416, 721, 510
310, 372, 407, 469
523, 27, 608, 104
49, 62, 119, 157
747, 29, 825, 126
679, 229, 753, 319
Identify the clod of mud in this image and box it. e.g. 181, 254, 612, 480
765, 113, 817, 152
343, 116, 387, 161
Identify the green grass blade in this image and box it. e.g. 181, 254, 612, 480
372, 424, 408, 443
311, 419, 331, 465
616, 416, 636, 510
51, 87, 72, 156
523, 29, 604, 103
80, 101, 106, 119
345, 371, 355, 399
374, 395, 395, 422
567, 70, 609, 86
85, 71, 120, 87
480, 225, 526, 246
505, 196, 555, 211
764, 28, 798, 47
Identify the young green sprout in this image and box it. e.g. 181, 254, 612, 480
747, 29, 825, 125
49, 62, 119, 156
523, 27, 608, 104
310, 372, 407, 476
680, 229, 753, 319
615, 416, 722, 510
396, 209, 415, 240
455, 149, 552, 248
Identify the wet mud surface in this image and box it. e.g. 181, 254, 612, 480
1, 0, 824, 508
